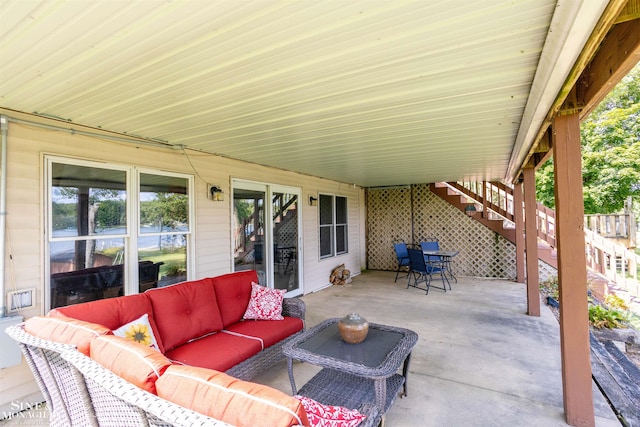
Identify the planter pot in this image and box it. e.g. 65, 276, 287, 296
546, 296, 559, 308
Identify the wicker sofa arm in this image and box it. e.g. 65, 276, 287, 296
282, 297, 306, 320
61, 349, 232, 427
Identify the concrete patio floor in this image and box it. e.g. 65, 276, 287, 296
0, 270, 622, 426
255, 270, 621, 427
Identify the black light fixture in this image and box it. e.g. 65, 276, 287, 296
208, 185, 224, 201
464, 204, 477, 216
309, 196, 318, 206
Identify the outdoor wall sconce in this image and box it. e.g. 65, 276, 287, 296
309, 196, 318, 206
208, 185, 224, 201
464, 204, 477, 216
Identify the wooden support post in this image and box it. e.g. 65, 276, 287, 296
513, 182, 525, 283
523, 168, 540, 316
552, 114, 595, 427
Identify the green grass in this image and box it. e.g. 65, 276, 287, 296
138, 248, 186, 277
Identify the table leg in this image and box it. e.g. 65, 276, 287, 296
374, 378, 387, 413
444, 257, 457, 284
287, 358, 298, 395
402, 352, 412, 397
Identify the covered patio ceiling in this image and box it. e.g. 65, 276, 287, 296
1, 0, 638, 187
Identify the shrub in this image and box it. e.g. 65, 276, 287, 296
604, 294, 629, 311
588, 304, 626, 329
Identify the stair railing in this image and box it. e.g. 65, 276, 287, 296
444, 181, 639, 301
536, 202, 556, 247
452, 181, 515, 223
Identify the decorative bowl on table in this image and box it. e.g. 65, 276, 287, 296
338, 313, 369, 344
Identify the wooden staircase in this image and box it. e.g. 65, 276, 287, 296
431, 181, 640, 304
430, 182, 558, 269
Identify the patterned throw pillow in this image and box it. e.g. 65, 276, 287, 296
113, 313, 160, 350
243, 282, 286, 321
295, 395, 367, 427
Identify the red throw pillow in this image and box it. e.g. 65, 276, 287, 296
243, 282, 285, 321
295, 395, 366, 427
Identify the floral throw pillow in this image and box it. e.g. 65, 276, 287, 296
243, 282, 286, 321
113, 313, 160, 350
295, 395, 366, 427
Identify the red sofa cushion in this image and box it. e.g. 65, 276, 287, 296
224, 317, 303, 349
212, 270, 256, 327
49, 293, 166, 353
165, 332, 262, 372
146, 278, 223, 352
156, 365, 309, 427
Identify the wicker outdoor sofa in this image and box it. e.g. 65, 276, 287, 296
5, 270, 381, 427
47, 270, 307, 381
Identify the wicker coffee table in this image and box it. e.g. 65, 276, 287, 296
283, 318, 418, 420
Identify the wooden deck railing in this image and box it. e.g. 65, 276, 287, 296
446, 181, 639, 300
585, 213, 637, 247
585, 229, 640, 298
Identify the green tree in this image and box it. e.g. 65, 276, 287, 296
95, 199, 125, 229
536, 63, 640, 214
140, 193, 188, 231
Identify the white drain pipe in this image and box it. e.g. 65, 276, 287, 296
0, 115, 8, 317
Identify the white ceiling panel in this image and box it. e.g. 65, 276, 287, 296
0, 0, 609, 187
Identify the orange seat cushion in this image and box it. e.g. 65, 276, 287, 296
156, 365, 309, 427
89, 335, 172, 394
25, 315, 111, 355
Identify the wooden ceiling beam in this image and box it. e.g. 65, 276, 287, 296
616, 0, 640, 23
578, 18, 640, 120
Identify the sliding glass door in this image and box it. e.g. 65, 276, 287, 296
232, 180, 301, 296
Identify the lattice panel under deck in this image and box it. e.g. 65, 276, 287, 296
366, 184, 559, 281
411, 184, 516, 279
538, 260, 557, 283
366, 187, 412, 271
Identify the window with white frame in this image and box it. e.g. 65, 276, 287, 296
319, 194, 348, 258
47, 157, 192, 309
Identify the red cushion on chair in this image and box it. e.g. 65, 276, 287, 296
212, 270, 256, 327
224, 317, 303, 349
165, 332, 262, 372
146, 278, 223, 352
48, 293, 165, 352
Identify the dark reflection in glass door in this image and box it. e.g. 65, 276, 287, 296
233, 188, 266, 282
272, 191, 299, 293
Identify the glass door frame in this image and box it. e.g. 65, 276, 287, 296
232, 179, 303, 297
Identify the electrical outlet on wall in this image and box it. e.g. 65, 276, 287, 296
7, 288, 35, 311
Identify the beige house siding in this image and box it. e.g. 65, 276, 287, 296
0, 119, 364, 411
